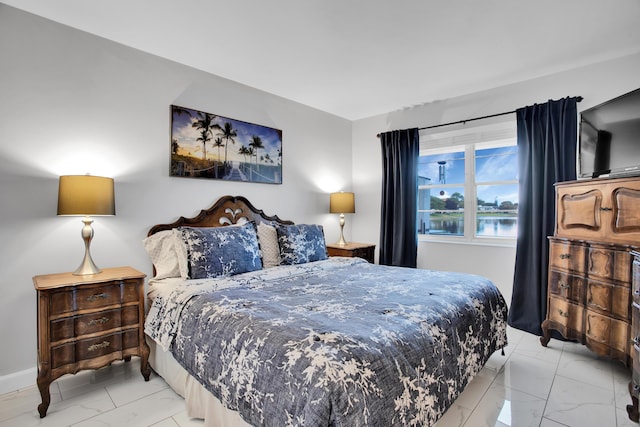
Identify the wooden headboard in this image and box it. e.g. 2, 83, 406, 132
148, 195, 293, 236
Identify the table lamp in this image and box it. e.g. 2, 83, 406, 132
57, 175, 115, 275
329, 192, 355, 246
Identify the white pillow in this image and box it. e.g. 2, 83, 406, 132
172, 228, 189, 278
142, 230, 181, 279
257, 222, 281, 268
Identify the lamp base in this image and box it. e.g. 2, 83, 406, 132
335, 213, 347, 246
72, 217, 102, 276
73, 251, 102, 275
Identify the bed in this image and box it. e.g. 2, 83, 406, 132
143, 195, 508, 427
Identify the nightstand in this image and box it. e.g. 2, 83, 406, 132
33, 266, 150, 418
326, 242, 376, 263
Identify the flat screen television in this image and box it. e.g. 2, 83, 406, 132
578, 88, 640, 179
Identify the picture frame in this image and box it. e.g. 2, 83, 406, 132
170, 105, 282, 184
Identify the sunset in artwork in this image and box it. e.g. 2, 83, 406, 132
170, 105, 282, 184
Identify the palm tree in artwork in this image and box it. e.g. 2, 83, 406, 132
213, 137, 224, 178
238, 145, 251, 173
191, 112, 220, 160
217, 122, 237, 167
249, 135, 265, 172
277, 147, 282, 165
171, 138, 179, 155
196, 129, 211, 161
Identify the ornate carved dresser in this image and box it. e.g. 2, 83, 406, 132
538, 176, 640, 420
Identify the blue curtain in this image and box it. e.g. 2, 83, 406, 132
379, 128, 419, 267
508, 97, 578, 335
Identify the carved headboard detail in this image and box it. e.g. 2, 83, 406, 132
148, 195, 293, 237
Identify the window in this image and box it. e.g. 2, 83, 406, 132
417, 120, 518, 243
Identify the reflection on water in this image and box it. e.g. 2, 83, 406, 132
424, 218, 517, 238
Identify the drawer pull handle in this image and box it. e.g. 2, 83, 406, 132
600, 206, 612, 212
635, 289, 640, 296
559, 254, 571, 260
87, 293, 108, 302
559, 282, 570, 289
87, 317, 109, 327
558, 309, 569, 318
87, 341, 110, 352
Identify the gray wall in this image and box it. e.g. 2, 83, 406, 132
0, 5, 352, 390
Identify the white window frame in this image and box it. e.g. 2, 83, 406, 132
418, 118, 517, 247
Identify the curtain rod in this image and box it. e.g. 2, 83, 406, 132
376, 96, 583, 137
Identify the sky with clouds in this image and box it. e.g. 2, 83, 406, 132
418, 146, 519, 206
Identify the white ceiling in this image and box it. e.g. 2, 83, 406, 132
4, 0, 640, 120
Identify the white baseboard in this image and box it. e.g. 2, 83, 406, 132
0, 367, 37, 395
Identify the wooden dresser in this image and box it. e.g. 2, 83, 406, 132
33, 266, 150, 417
326, 242, 375, 263
540, 176, 640, 368
628, 250, 640, 421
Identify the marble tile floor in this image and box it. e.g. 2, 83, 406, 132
0, 327, 636, 426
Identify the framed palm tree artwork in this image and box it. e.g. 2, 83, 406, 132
170, 105, 283, 184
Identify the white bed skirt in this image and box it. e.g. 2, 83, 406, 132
147, 336, 252, 427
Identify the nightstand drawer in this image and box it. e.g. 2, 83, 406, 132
50, 329, 139, 369
350, 248, 372, 259
326, 243, 375, 263
49, 279, 140, 315
50, 305, 140, 342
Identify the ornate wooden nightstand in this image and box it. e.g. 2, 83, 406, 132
33, 266, 150, 417
326, 242, 375, 263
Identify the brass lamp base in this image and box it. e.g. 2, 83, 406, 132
336, 213, 347, 246
73, 217, 102, 275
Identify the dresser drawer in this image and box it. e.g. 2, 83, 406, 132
587, 245, 631, 284
586, 280, 631, 321
633, 257, 640, 305
548, 270, 585, 303
548, 296, 583, 332
50, 329, 140, 369
49, 279, 140, 315
585, 311, 630, 354
633, 304, 640, 386
549, 240, 586, 273
50, 305, 140, 342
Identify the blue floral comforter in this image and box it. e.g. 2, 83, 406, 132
145, 257, 508, 426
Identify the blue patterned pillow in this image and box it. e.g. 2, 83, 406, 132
177, 223, 262, 279
276, 224, 327, 265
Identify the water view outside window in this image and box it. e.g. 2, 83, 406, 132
475, 146, 518, 238
418, 149, 465, 236
418, 144, 518, 238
